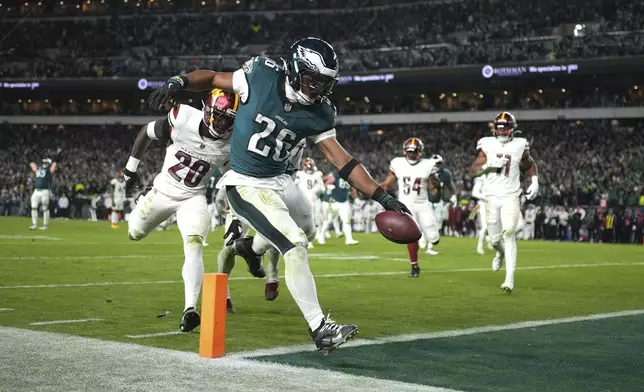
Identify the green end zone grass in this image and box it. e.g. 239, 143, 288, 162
1, 217, 644, 388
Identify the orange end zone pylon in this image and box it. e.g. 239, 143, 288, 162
199, 273, 228, 358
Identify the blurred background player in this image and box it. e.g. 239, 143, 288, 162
471, 176, 487, 254
29, 157, 58, 230
326, 168, 359, 245
203, 168, 224, 246
424, 154, 457, 251
470, 112, 539, 293
109, 172, 127, 229
382, 137, 441, 277
125, 88, 238, 332
294, 158, 325, 248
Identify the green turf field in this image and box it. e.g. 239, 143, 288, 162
1, 216, 643, 391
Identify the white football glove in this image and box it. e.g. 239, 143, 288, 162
450, 194, 457, 206
525, 177, 539, 200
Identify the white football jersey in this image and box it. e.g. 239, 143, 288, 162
110, 178, 126, 200
477, 136, 529, 197
389, 157, 437, 204
294, 170, 325, 203
152, 105, 230, 200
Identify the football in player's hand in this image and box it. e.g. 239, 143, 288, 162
375, 210, 422, 244
429, 174, 442, 190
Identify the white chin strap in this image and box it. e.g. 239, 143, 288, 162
405, 157, 418, 165
285, 81, 313, 105
496, 135, 512, 143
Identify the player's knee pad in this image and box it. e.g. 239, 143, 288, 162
128, 228, 146, 241
184, 235, 204, 247
286, 227, 308, 249
502, 229, 516, 240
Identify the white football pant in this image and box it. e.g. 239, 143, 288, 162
486, 194, 520, 288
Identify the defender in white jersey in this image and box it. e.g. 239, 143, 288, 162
123, 89, 238, 332
382, 137, 441, 278
470, 112, 539, 293
294, 158, 325, 247
109, 172, 127, 228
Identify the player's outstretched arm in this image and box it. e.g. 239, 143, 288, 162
29, 162, 38, 173
380, 171, 397, 191
148, 71, 235, 111
470, 150, 489, 177
318, 138, 410, 215
520, 151, 539, 200
122, 121, 169, 188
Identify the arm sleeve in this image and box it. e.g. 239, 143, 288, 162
310, 128, 337, 144
146, 118, 171, 140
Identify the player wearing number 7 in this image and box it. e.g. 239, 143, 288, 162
148, 37, 411, 354
124, 88, 238, 333
470, 112, 539, 293
381, 138, 441, 278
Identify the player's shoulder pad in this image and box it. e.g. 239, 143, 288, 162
312, 96, 337, 129
514, 137, 530, 151
245, 56, 283, 76
476, 136, 492, 151
167, 104, 200, 129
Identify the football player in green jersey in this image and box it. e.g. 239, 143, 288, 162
29, 156, 58, 230
149, 37, 410, 354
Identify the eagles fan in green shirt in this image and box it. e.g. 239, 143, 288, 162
149, 37, 410, 354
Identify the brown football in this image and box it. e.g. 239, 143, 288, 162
375, 210, 422, 244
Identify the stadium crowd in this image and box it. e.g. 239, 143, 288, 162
1, 0, 643, 77
2, 119, 643, 225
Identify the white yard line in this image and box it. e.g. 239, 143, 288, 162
2, 261, 643, 290
0, 326, 459, 392
0, 235, 62, 240
126, 331, 184, 339
232, 309, 644, 359
29, 318, 103, 326
0, 308, 14, 312
0, 254, 183, 261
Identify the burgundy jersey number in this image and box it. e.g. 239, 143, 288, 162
496, 154, 512, 177
402, 176, 422, 195
167, 151, 211, 188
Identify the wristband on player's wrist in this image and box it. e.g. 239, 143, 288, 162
530, 176, 538, 186
126, 156, 140, 172
372, 186, 394, 206
169, 75, 189, 89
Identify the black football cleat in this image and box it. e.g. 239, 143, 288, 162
179, 307, 201, 333
309, 314, 358, 355
265, 282, 280, 301
234, 237, 266, 278
226, 298, 235, 314
409, 265, 421, 278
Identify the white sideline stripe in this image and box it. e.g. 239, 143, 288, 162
0, 254, 183, 261
2, 261, 644, 289
0, 308, 14, 312
0, 234, 62, 240
126, 331, 184, 339
0, 326, 459, 392
29, 318, 103, 326
232, 309, 644, 359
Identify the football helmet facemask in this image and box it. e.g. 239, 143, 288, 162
41, 158, 52, 167
493, 112, 516, 143
302, 157, 316, 173
403, 137, 424, 165
202, 89, 239, 140
285, 37, 339, 105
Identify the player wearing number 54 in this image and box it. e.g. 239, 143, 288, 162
147, 37, 411, 355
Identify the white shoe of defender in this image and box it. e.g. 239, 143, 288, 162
492, 255, 503, 271
29, 225, 38, 230
425, 248, 439, 256
345, 239, 359, 245
308, 242, 315, 249
477, 245, 485, 255
317, 237, 326, 245
39, 226, 48, 231
203, 242, 210, 247
501, 282, 513, 293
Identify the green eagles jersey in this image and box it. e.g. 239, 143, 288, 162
35, 167, 52, 190
321, 187, 332, 202
428, 168, 453, 203
230, 56, 336, 178
330, 170, 351, 203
